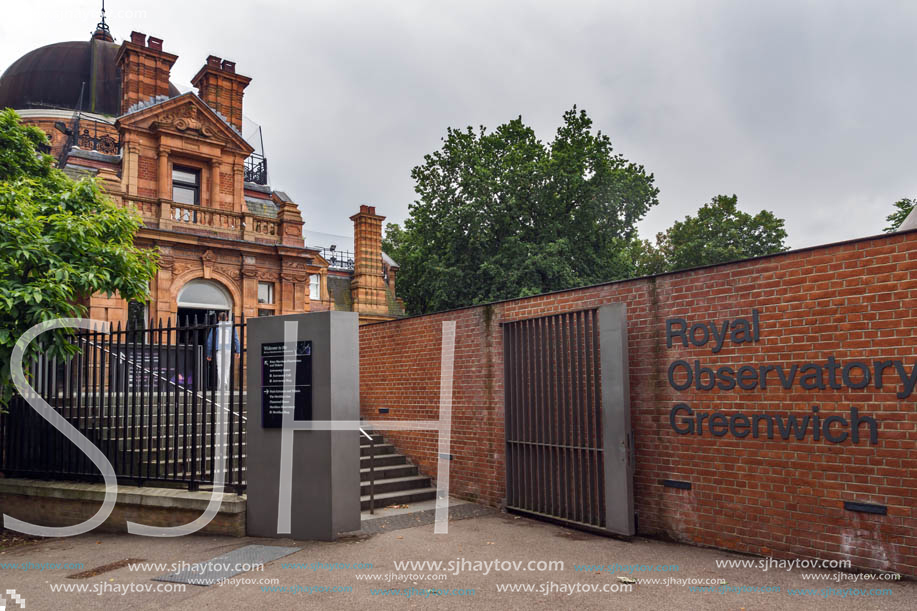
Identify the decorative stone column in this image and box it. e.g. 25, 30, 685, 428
350, 205, 389, 317
210, 158, 221, 209
241, 256, 258, 320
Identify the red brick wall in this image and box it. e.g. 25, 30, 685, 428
360, 230, 917, 575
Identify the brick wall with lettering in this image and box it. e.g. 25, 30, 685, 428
359, 230, 917, 576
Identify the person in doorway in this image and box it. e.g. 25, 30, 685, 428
205, 311, 240, 392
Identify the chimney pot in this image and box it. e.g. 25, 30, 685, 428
147, 36, 163, 51
191, 56, 250, 131
130, 31, 146, 45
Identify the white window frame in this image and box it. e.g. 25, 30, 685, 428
258, 281, 275, 305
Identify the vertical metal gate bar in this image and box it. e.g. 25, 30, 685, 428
92, 328, 102, 478
109, 324, 119, 476
209, 319, 216, 486
571, 311, 582, 524
546, 315, 557, 519
87, 329, 95, 478
37, 350, 47, 473
579, 312, 590, 524
145, 324, 152, 482
532, 319, 546, 513
523, 320, 537, 507
238, 317, 246, 491
542, 316, 552, 518
540, 315, 550, 516
582, 310, 595, 526
228, 319, 235, 489
586, 310, 597, 526
554, 313, 565, 521
76, 330, 86, 476
156, 320, 163, 481
106, 325, 114, 475
561, 313, 574, 522
576, 311, 588, 525
503, 324, 511, 509
129, 323, 138, 481
513, 322, 521, 511
585, 310, 596, 525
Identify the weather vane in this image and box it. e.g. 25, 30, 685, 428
95, 0, 111, 39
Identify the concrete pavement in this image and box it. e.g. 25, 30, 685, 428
1, 510, 912, 610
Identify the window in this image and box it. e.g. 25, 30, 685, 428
177, 280, 232, 310
172, 166, 200, 205
258, 281, 274, 305
309, 274, 321, 300
258, 309, 274, 317
127, 300, 147, 343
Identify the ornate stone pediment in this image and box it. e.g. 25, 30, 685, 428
116, 92, 254, 155
154, 104, 216, 137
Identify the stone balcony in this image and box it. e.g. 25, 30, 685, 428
123, 195, 285, 244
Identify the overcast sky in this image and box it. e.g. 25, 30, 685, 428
3, 0, 917, 249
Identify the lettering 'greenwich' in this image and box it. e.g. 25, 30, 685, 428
663, 310, 906, 444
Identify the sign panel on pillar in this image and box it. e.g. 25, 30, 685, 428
245, 311, 360, 540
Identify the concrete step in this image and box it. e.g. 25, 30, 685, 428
360, 453, 407, 468
360, 443, 396, 457
360, 463, 417, 481
359, 433, 386, 447
360, 487, 437, 511
360, 475, 431, 495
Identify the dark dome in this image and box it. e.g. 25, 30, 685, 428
0, 38, 180, 117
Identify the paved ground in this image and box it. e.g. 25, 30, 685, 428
1, 508, 913, 610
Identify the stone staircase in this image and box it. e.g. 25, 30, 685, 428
360, 429, 436, 511
64, 395, 436, 507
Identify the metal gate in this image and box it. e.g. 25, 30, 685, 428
503, 304, 633, 535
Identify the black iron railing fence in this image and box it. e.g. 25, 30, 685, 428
0, 317, 246, 492
317, 247, 355, 270
244, 153, 268, 185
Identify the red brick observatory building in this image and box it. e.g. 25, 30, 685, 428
0, 16, 401, 326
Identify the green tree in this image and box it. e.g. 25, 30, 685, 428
0, 108, 157, 408
649, 194, 788, 273
385, 107, 659, 314
628, 237, 668, 277
884, 198, 915, 233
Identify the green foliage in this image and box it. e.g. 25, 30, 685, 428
0, 108, 157, 408
627, 237, 668, 277
638, 195, 788, 274
884, 198, 915, 233
385, 107, 659, 314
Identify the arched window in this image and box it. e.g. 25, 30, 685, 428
177, 279, 232, 311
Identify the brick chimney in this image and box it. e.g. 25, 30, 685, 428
350, 205, 390, 318
115, 32, 178, 115
191, 56, 251, 132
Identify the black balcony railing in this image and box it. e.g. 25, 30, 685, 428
77, 127, 120, 155
318, 248, 355, 270
244, 153, 268, 185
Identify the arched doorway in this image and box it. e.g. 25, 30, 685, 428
176, 279, 232, 326
176, 279, 234, 390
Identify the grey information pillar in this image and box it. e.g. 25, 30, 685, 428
245, 311, 360, 540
